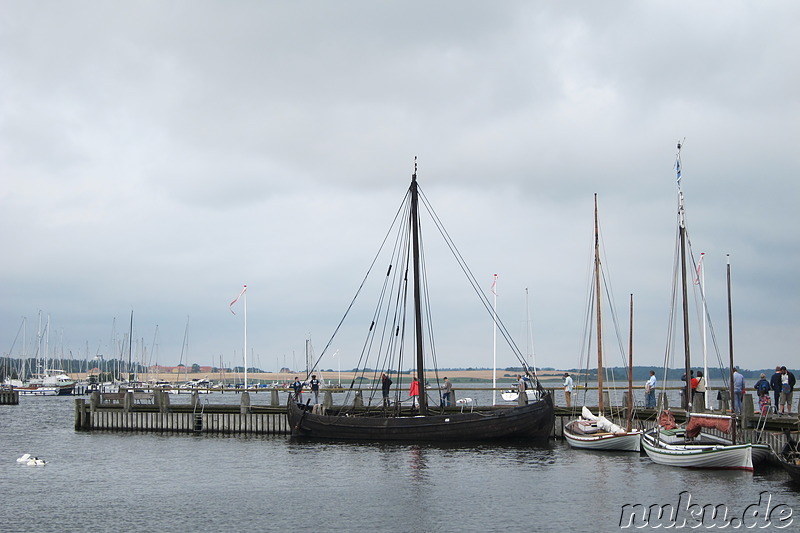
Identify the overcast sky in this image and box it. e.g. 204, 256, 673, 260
2, 1, 798, 377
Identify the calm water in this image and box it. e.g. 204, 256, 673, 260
1, 394, 798, 532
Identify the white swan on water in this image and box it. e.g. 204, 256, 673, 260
17, 453, 47, 466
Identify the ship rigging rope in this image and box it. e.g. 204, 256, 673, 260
305, 179, 538, 417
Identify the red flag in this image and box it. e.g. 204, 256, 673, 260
230, 285, 247, 315
694, 253, 704, 285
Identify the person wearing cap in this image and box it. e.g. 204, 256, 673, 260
563, 372, 574, 408
754, 373, 771, 415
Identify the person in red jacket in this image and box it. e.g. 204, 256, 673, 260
409, 376, 420, 409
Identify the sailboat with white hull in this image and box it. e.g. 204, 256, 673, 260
287, 162, 555, 441
641, 142, 760, 471
563, 195, 642, 452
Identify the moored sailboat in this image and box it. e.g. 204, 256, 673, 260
641, 142, 756, 471
287, 162, 555, 441
563, 195, 642, 452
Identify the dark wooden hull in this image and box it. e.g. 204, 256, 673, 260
287, 392, 554, 441
778, 457, 800, 483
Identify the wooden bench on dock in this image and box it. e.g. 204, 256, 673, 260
133, 392, 154, 404
100, 392, 126, 404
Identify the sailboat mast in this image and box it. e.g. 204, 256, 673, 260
676, 141, 692, 413
699, 253, 710, 409
128, 311, 134, 382
679, 196, 692, 412
410, 161, 427, 415
727, 255, 737, 444
243, 285, 248, 389
594, 194, 604, 412
627, 293, 634, 432
492, 273, 497, 406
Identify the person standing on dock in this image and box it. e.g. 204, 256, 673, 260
409, 376, 420, 409
309, 375, 320, 404
563, 372, 573, 408
693, 371, 706, 411
291, 377, 303, 403
381, 373, 392, 406
771, 366, 783, 414
733, 368, 745, 414
779, 366, 796, 415
441, 377, 452, 406
644, 370, 657, 409
755, 373, 771, 415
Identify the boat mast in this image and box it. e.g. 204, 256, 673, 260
410, 159, 427, 415
726, 255, 737, 444
594, 194, 604, 412
627, 293, 634, 432
698, 253, 710, 409
128, 311, 134, 382
492, 273, 498, 406
677, 142, 692, 413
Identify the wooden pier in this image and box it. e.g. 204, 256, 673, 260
75, 389, 290, 435
74, 387, 798, 453
1, 389, 19, 405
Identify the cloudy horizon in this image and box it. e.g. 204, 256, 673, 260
2, 1, 798, 376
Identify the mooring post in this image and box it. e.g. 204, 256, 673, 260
323, 390, 333, 410
354, 390, 363, 408
718, 390, 730, 413
74, 398, 85, 430
742, 393, 754, 425
90, 391, 100, 411
240, 391, 251, 414
163, 388, 171, 412
191, 390, 199, 409
270, 388, 279, 406
123, 389, 133, 412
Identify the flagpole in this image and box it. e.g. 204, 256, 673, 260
699, 254, 709, 409
492, 273, 497, 406
243, 285, 248, 389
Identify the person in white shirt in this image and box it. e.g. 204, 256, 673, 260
563, 372, 574, 407
645, 370, 657, 409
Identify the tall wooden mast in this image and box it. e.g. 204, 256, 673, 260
627, 293, 634, 432
410, 159, 427, 415
727, 255, 737, 444
594, 194, 604, 412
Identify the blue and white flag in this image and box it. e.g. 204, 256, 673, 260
675, 157, 682, 185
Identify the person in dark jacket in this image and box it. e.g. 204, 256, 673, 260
291, 376, 303, 403
754, 373, 771, 415
381, 373, 393, 406
309, 374, 321, 404
770, 366, 783, 413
